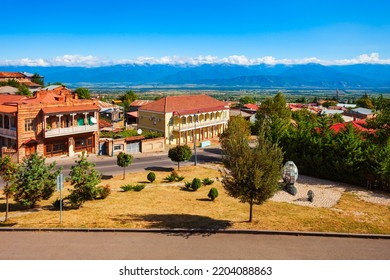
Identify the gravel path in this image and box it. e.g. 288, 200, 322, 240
271, 175, 390, 208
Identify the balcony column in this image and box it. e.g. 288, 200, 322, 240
56, 114, 63, 133
71, 113, 76, 128
84, 113, 88, 126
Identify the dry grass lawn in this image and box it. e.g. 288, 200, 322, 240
1, 165, 390, 234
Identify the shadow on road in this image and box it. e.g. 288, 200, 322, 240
112, 213, 232, 238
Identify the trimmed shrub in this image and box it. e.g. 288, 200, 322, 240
147, 172, 156, 183
202, 178, 214, 185
190, 178, 202, 191
208, 188, 219, 201
97, 184, 111, 199
307, 190, 314, 202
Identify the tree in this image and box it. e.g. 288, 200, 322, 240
75, 87, 91, 99
117, 152, 133, 179
13, 153, 61, 208
120, 90, 138, 111
31, 73, 44, 85
356, 93, 374, 109
66, 152, 102, 208
254, 92, 291, 142
220, 117, 283, 222
0, 156, 17, 221
239, 96, 256, 106
168, 145, 192, 170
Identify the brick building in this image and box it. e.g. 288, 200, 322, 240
138, 95, 230, 145
0, 87, 99, 162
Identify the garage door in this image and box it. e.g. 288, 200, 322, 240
126, 141, 140, 154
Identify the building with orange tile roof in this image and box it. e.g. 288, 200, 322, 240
0, 88, 99, 162
0, 72, 43, 91
138, 95, 229, 145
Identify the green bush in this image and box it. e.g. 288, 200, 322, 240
190, 178, 202, 191
176, 175, 185, 182
121, 184, 145, 192
208, 188, 219, 201
202, 178, 214, 185
97, 184, 111, 199
147, 172, 156, 183
121, 184, 133, 192
184, 181, 191, 189
165, 171, 185, 182
132, 184, 145, 192
164, 174, 176, 182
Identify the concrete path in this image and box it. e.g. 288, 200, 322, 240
0, 231, 389, 260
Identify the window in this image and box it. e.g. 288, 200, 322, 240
0, 115, 3, 128
188, 116, 192, 123
24, 119, 35, 132
114, 144, 123, 151
181, 117, 186, 124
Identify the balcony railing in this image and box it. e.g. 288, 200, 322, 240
0, 127, 17, 138
45, 124, 98, 138
173, 118, 228, 132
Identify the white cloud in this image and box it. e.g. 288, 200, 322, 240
1, 53, 389, 67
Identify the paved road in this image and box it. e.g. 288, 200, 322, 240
0, 148, 222, 189
0, 231, 389, 260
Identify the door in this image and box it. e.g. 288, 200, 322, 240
25, 144, 36, 157
126, 141, 140, 154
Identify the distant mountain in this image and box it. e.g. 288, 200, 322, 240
1, 63, 389, 89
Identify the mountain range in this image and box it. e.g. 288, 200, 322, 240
1, 63, 390, 89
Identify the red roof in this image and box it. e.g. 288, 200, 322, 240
127, 111, 138, 118
330, 120, 375, 133
0, 94, 26, 104
139, 95, 228, 114
0, 72, 25, 78
130, 100, 153, 107
42, 105, 98, 114
0, 104, 17, 113
243, 103, 259, 111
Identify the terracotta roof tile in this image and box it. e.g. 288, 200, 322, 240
0, 72, 25, 78
139, 95, 228, 114
0, 104, 17, 113
42, 105, 99, 114
130, 100, 153, 107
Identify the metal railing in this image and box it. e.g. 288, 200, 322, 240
173, 118, 228, 131
45, 124, 98, 138
0, 127, 17, 138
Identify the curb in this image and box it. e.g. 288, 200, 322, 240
0, 227, 389, 239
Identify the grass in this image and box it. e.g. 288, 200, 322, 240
1, 165, 390, 234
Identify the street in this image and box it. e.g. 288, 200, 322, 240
0, 231, 389, 260
0, 147, 223, 189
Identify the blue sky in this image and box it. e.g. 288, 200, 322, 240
1, 0, 389, 66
